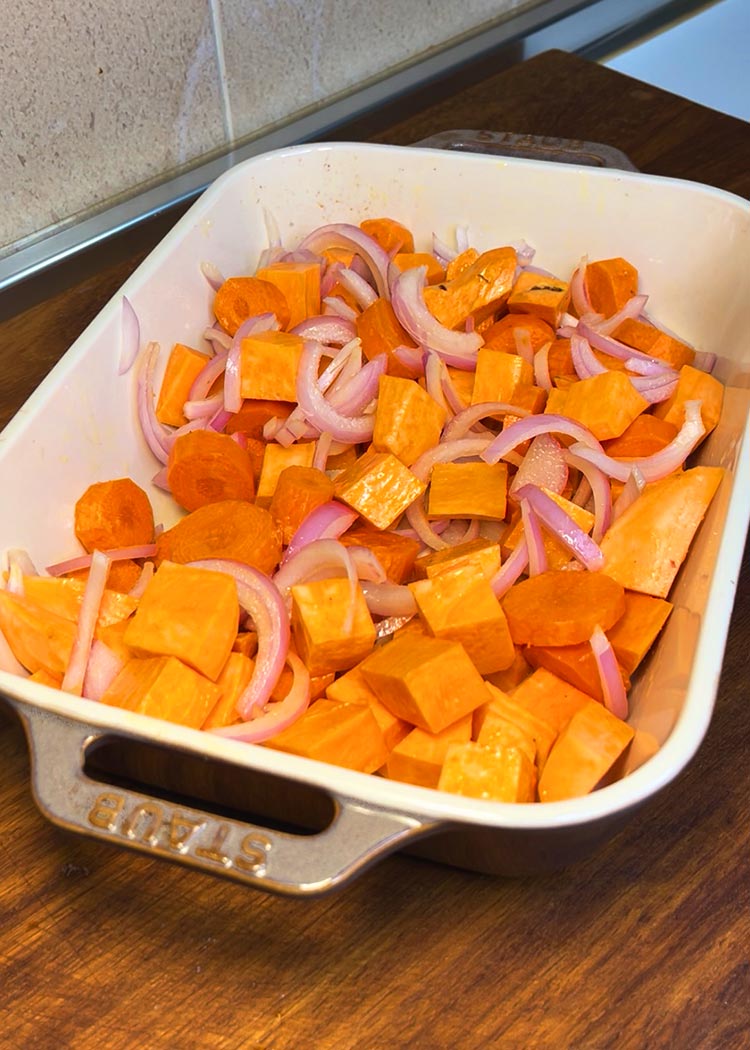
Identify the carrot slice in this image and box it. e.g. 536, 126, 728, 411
213, 276, 291, 336
155, 499, 282, 576
167, 429, 255, 511
74, 478, 155, 553
501, 570, 626, 646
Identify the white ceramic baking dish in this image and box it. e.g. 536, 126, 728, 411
1, 141, 748, 895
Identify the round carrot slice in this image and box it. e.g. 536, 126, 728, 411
501, 569, 625, 647
156, 500, 282, 576
167, 429, 255, 511
213, 276, 291, 335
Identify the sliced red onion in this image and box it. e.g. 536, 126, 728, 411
571, 331, 606, 380
200, 260, 225, 292
291, 315, 357, 346
347, 546, 388, 584
692, 351, 717, 373
510, 433, 568, 497
208, 407, 233, 433
189, 558, 289, 720
273, 538, 358, 601
337, 267, 379, 309
202, 325, 233, 353
152, 467, 171, 493
137, 342, 172, 464
442, 401, 530, 442
562, 450, 612, 543
62, 550, 111, 696
593, 293, 649, 336
520, 498, 548, 576
6, 562, 24, 596
455, 226, 470, 252
224, 313, 279, 414
82, 639, 125, 702
46, 544, 158, 576
391, 266, 483, 362
6, 548, 38, 576
425, 353, 451, 416
209, 650, 310, 743
320, 259, 344, 298
298, 223, 391, 299
119, 296, 140, 376
514, 483, 604, 571
440, 360, 470, 415
590, 625, 628, 719
569, 399, 705, 484
482, 412, 605, 466
631, 374, 678, 404
534, 341, 553, 391
283, 501, 359, 564
571, 472, 592, 509
128, 561, 155, 598
514, 240, 536, 267
323, 295, 359, 322
432, 233, 458, 265
184, 393, 223, 420
624, 355, 675, 377
570, 257, 594, 317
490, 537, 529, 598
312, 431, 334, 471
375, 613, 416, 639
575, 318, 663, 365
392, 344, 427, 377
439, 518, 480, 547
0, 623, 29, 677
296, 340, 377, 443
328, 354, 385, 417
189, 350, 227, 401
613, 465, 646, 521
360, 581, 417, 618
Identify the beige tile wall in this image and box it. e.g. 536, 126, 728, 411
0, 0, 539, 255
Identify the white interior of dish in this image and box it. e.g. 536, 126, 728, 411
1, 142, 749, 831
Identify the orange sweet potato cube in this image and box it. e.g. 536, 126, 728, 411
339, 527, 420, 585
0, 590, 76, 676
427, 461, 508, 520
512, 668, 592, 736
423, 247, 516, 329
255, 260, 321, 328
524, 641, 630, 706
22, 575, 138, 628
438, 741, 536, 802
391, 252, 445, 284
156, 343, 211, 427
413, 537, 501, 581
652, 363, 724, 435
101, 655, 221, 729
508, 270, 570, 328
409, 564, 515, 675
471, 347, 533, 405
446, 366, 474, 407
256, 441, 317, 504
327, 664, 410, 750
372, 374, 446, 466
385, 714, 473, 788
333, 447, 426, 530
607, 591, 673, 673
584, 257, 638, 318
123, 561, 239, 681
361, 632, 491, 733
475, 682, 557, 771
551, 370, 649, 441
538, 699, 635, 802
475, 712, 537, 767
202, 651, 255, 729
269, 464, 335, 544
240, 330, 304, 402
484, 645, 532, 693
264, 698, 389, 773
291, 577, 376, 676
613, 318, 695, 370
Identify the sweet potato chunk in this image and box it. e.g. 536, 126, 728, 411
538, 699, 635, 802
0, 591, 76, 676
373, 374, 446, 466
101, 655, 220, 729
291, 577, 376, 676
438, 742, 536, 802
240, 330, 304, 402
255, 261, 321, 329
264, 698, 389, 774
427, 461, 508, 521
386, 715, 473, 788
156, 343, 211, 427
333, 448, 426, 530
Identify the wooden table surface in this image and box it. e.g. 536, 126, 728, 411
1, 49, 749, 1050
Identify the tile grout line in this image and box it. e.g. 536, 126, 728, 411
208, 0, 235, 145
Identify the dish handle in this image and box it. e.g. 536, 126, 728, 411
414, 130, 638, 170
16, 704, 438, 896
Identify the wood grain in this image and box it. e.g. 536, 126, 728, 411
1, 49, 749, 1050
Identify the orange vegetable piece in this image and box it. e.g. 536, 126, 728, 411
202, 651, 254, 730
225, 399, 293, 440
101, 655, 221, 729
584, 258, 638, 318
438, 741, 536, 803
445, 365, 475, 407
502, 570, 626, 647
22, 575, 137, 628
651, 363, 724, 435
538, 699, 635, 802
155, 500, 281, 576
391, 252, 445, 285
413, 536, 501, 582
213, 276, 291, 336
471, 347, 534, 406
361, 632, 491, 734
372, 374, 446, 466
256, 441, 316, 505
356, 298, 420, 379
360, 217, 414, 255
423, 247, 517, 329
64, 558, 143, 594
265, 698, 389, 774
270, 465, 335, 545
599, 465, 723, 597
602, 413, 678, 458
512, 667, 593, 735
333, 448, 426, 531
255, 261, 321, 329
445, 247, 479, 281
155, 343, 211, 427
0, 591, 76, 676
326, 664, 410, 750
427, 461, 508, 521
239, 330, 304, 403
502, 490, 595, 571
291, 577, 376, 676
74, 478, 154, 553
524, 641, 630, 705
29, 668, 63, 688
507, 271, 570, 328
607, 591, 673, 674
475, 710, 537, 767
547, 338, 576, 378
385, 714, 473, 789
613, 318, 695, 371
549, 370, 649, 441
482, 314, 556, 354
339, 526, 420, 585
167, 429, 255, 511
476, 681, 556, 771
484, 645, 532, 693
124, 561, 239, 682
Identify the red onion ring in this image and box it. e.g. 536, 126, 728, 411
82, 639, 125, 702
570, 257, 594, 317
283, 500, 359, 563
46, 544, 158, 577
189, 350, 228, 401
534, 341, 553, 391
514, 484, 604, 571
391, 266, 483, 362
291, 315, 357, 346
360, 581, 417, 618
137, 342, 172, 464
296, 340, 378, 443
592, 294, 649, 336
562, 450, 612, 542
119, 296, 140, 376
62, 550, 111, 696
510, 433, 568, 498
298, 223, 391, 299
128, 561, 155, 598
442, 401, 530, 442
569, 399, 705, 484
520, 499, 548, 576
224, 313, 279, 414
209, 650, 310, 743
490, 537, 529, 598
188, 558, 290, 720
482, 412, 605, 466
273, 538, 358, 602
337, 267, 379, 309
432, 233, 458, 265
590, 625, 628, 719
200, 260, 225, 292
612, 465, 646, 521
323, 296, 359, 322
202, 326, 233, 353
184, 393, 223, 420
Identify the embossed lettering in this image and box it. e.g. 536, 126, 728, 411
234, 833, 272, 875
167, 815, 204, 853
120, 802, 162, 844
87, 791, 125, 831
194, 823, 231, 867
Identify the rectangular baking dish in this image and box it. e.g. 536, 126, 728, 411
1, 141, 749, 895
